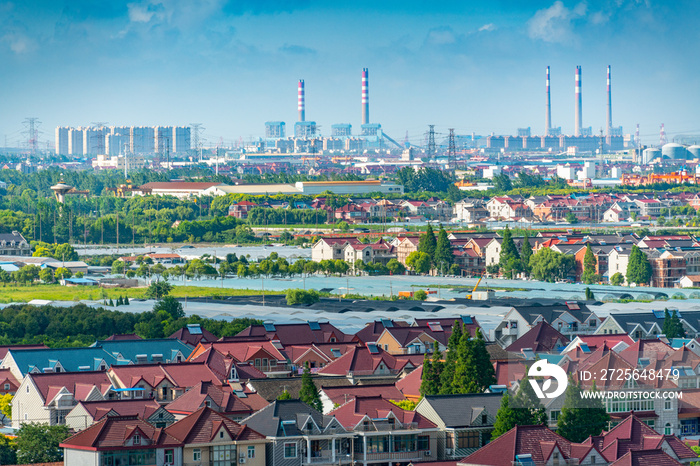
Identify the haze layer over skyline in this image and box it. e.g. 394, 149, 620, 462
1, 0, 699, 147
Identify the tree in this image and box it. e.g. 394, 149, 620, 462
286, 289, 320, 305
565, 211, 578, 224
389, 399, 417, 410
414, 289, 428, 300
0, 394, 12, 418
111, 259, 125, 275
145, 280, 173, 299
585, 287, 595, 301
299, 363, 323, 412
406, 251, 432, 275
491, 394, 518, 439
529, 248, 575, 282
493, 172, 512, 192
610, 272, 624, 286
664, 309, 686, 339
439, 321, 463, 394
0, 434, 16, 465
153, 296, 185, 320
418, 224, 437, 259
626, 245, 652, 286
520, 232, 533, 277
386, 259, 405, 275
39, 268, 54, 284
499, 226, 521, 279
0, 269, 10, 286
15, 423, 70, 464
54, 267, 72, 280
581, 244, 599, 284
511, 371, 547, 426
434, 226, 455, 273
420, 341, 443, 396
557, 378, 609, 442
277, 390, 292, 400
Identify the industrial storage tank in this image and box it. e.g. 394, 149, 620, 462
662, 142, 688, 160
688, 145, 700, 159
642, 148, 661, 164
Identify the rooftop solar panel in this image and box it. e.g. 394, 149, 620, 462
263, 322, 276, 332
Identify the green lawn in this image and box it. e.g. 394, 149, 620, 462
0, 284, 283, 303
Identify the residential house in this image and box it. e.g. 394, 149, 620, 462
652, 251, 688, 288
165, 381, 269, 422
415, 394, 502, 460
0, 231, 30, 256
188, 340, 291, 376
109, 362, 223, 403
413, 316, 483, 339
12, 371, 114, 428
312, 238, 362, 262
65, 398, 175, 431
318, 384, 404, 414
60, 414, 182, 466
92, 338, 193, 365
453, 200, 488, 223
334, 204, 370, 223
635, 198, 664, 217
317, 345, 423, 378
678, 275, 700, 288
492, 302, 600, 347
1, 346, 120, 380
375, 325, 451, 355
395, 365, 423, 404
607, 246, 660, 285
233, 322, 352, 345
169, 323, 218, 348
603, 201, 640, 222
0, 368, 20, 394
504, 321, 570, 354
355, 320, 411, 344
187, 343, 270, 382
242, 399, 355, 466
166, 407, 268, 466
396, 237, 420, 266
229, 200, 259, 219
330, 395, 439, 466
596, 310, 700, 340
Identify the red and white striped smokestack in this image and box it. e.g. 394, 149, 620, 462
298, 79, 305, 122
362, 68, 369, 125
606, 65, 612, 137
546, 66, 551, 135
575, 66, 582, 137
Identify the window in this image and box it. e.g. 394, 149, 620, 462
284, 443, 297, 458
550, 411, 560, 422
417, 436, 430, 450
665, 400, 672, 410
26, 385, 29, 393
3, 384, 9, 391
193, 449, 201, 461
481, 414, 487, 424
644, 419, 655, 429
590, 455, 596, 464
665, 423, 672, 435
164, 450, 174, 464
589, 319, 597, 327
457, 431, 479, 449
510, 321, 518, 329
248, 446, 255, 458
206, 400, 212, 408
384, 344, 389, 350
132, 434, 141, 445
220, 430, 224, 439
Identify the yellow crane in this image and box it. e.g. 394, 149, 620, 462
467, 272, 485, 299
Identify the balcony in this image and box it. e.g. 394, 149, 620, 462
359, 451, 424, 462
302, 456, 353, 465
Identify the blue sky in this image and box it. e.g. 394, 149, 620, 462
1, 0, 699, 147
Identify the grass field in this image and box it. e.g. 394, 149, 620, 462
0, 284, 283, 303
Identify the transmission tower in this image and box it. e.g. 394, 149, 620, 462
448, 128, 456, 171
22, 117, 41, 162
659, 123, 667, 146
190, 123, 204, 161
427, 125, 436, 158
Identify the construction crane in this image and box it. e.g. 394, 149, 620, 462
467, 272, 485, 300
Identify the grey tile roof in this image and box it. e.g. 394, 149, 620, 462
421, 393, 503, 428
242, 400, 340, 437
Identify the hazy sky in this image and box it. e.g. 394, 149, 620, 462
1, 0, 699, 148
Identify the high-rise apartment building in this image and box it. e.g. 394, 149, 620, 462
55, 127, 70, 155
172, 126, 191, 154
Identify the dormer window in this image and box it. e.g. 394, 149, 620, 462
206, 400, 212, 408
133, 433, 141, 445
220, 431, 224, 439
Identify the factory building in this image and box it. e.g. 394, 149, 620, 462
265, 122, 285, 139
331, 124, 352, 137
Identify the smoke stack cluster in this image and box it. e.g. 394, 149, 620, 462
574, 66, 582, 137
298, 79, 305, 122
362, 68, 369, 125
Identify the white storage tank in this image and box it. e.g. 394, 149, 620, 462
687, 145, 700, 159
662, 142, 688, 160
642, 148, 661, 164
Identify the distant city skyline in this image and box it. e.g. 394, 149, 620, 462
1, 0, 699, 148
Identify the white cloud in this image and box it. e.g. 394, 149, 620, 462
3, 32, 33, 53
479, 23, 495, 32
527, 1, 588, 44
426, 27, 457, 45
127, 3, 157, 23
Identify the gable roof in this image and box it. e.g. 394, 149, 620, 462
169, 325, 218, 347
166, 407, 265, 444
317, 346, 423, 376
396, 364, 423, 399
608, 449, 683, 466
320, 383, 404, 407
329, 395, 436, 430
233, 322, 352, 345
165, 381, 268, 416
109, 362, 222, 389
505, 321, 569, 353
93, 338, 193, 364
242, 399, 341, 437
29, 371, 113, 405
74, 399, 164, 422
187, 346, 267, 381
60, 414, 181, 451
8, 346, 118, 376
419, 393, 503, 428
510, 303, 594, 326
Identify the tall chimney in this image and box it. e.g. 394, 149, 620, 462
606, 65, 612, 137
298, 79, 305, 122
546, 66, 551, 136
574, 66, 582, 137
362, 68, 369, 125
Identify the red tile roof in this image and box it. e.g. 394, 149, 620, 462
109, 362, 221, 389
355, 321, 411, 343
233, 322, 352, 345
608, 449, 683, 466
505, 321, 569, 353
29, 371, 113, 406
60, 415, 181, 451
317, 346, 422, 376
75, 399, 163, 422
567, 334, 634, 352
165, 407, 265, 444
321, 383, 404, 407
187, 346, 266, 381
165, 381, 268, 416
168, 325, 218, 347
459, 424, 595, 466
139, 182, 219, 190
329, 395, 435, 430
396, 364, 423, 399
